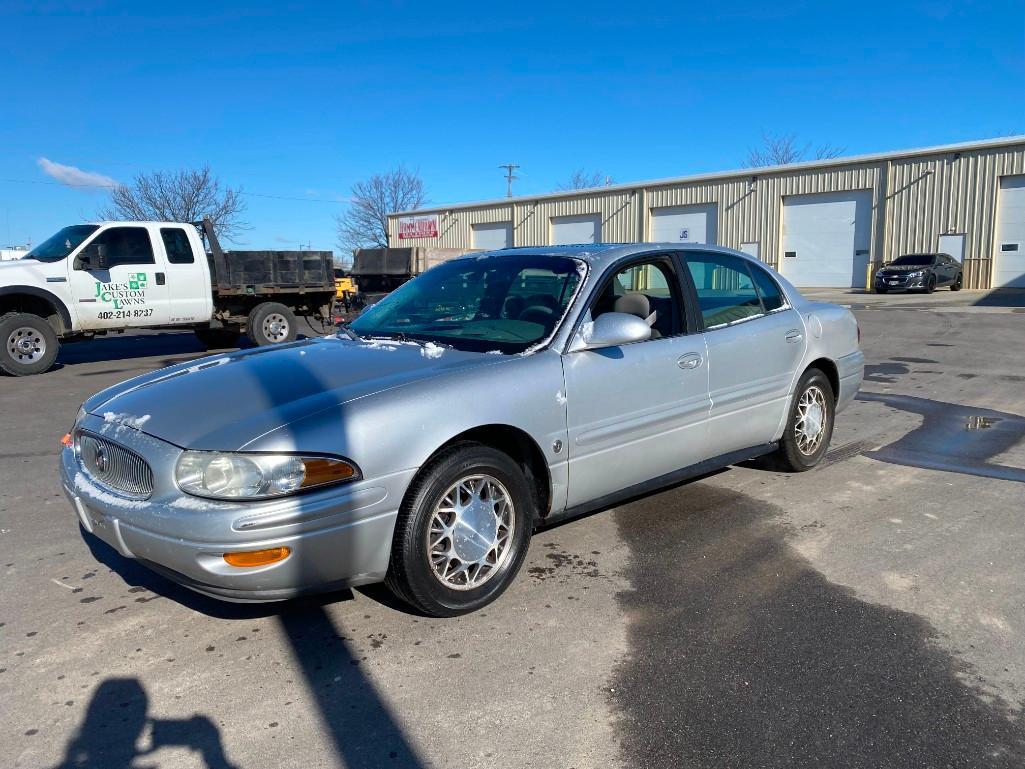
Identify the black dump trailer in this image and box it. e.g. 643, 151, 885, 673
194, 218, 337, 347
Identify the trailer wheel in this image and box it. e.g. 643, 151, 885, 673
248, 302, 297, 346
194, 326, 241, 350
0, 312, 60, 376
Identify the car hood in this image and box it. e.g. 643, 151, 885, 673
0, 258, 54, 283
84, 336, 506, 450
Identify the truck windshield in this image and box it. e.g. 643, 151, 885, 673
348, 254, 585, 354
24, 225, 100, 262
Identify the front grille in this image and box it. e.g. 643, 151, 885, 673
77, 432, 154, 499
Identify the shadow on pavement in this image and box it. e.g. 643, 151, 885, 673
51, 678, 237, 769
972, 289, 1025, 308
611, 482, 1025, 768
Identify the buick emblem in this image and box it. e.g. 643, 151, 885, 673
93, 445, 109, 474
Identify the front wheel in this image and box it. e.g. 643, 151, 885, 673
951, 273, 963, 291
248, 302, 297, 346
386, 443, 534, 617
0, 312, 60, 376
770, 368, 835, 472
924, 275, 937, 294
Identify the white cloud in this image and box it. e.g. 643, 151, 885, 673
37, 157, 118, 190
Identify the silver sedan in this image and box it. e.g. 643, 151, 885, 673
60, 244, 863, 616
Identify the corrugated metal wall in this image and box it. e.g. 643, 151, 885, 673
389, 140, 1025, 289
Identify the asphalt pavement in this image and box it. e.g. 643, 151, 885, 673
3, 292, 1024, 768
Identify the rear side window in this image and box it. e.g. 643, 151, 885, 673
91, 227, 155, 267
749, 263, 786, 312
685, 253, 762, 328
161, 228, 195, 264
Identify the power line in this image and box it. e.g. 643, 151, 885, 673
0, 177, 345, 204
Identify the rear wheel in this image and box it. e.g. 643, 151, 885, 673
248, 302, 297, 346
0, 312, 60, 376
194, 326, 241, 350
770, 368, 835, 472
386, 443, 534, 617
951, 273, 963, 291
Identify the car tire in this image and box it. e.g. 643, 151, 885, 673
248, 302, 297, 346
875, 287, 888, 294
770, 368, 835, 472
951, 273, 963, 291
194, 326, 241, 350
925, 275, 937, 294
0, 312, 60, 376
386, 443, 534, 617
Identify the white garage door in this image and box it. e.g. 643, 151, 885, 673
649, 203, 717, 244
781, 190, 873, 288
471, 221, 513, 250
551, 214, 601, 245
994, 176, 1025, 288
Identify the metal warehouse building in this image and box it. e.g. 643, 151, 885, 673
388, 136, 1025, 289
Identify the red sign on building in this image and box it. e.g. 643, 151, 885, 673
397, 215, 440, 240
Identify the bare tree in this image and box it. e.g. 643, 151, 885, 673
336, 167, 427, 252
745, 132, 846, 167
556, 169, 614, 191
100, 166, 248, 242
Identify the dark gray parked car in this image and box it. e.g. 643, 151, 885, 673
61, 244, 864, 616
874, 253, 963, 293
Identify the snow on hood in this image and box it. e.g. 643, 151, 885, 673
84, 337, 505, 450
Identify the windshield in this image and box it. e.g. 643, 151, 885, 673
25, 225, 100, 262
348, 254, 584, 354
891, 254, 934, 266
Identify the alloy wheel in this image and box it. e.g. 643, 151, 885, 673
795, 385, 828, 455
7, 326, 46, 363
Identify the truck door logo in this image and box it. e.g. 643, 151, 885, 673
94, 273, 149, 310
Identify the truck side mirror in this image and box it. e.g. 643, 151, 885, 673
76, 243, 109, 271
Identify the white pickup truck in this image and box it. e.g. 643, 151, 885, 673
0, 219, 336, 375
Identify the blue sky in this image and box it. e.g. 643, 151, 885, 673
1, 0, 1022, 254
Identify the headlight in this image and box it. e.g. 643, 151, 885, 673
175, 451, 359, 500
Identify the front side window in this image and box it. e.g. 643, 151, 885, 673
589, 259, 682, 338
90, 227, 155, 267
349, 254, 583, 354
24, 225, 99, 262
161, 228, 195, 264
685, 253, 763, 329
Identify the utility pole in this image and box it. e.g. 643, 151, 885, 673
498, 163, 520, 198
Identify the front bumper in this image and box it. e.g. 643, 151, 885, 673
875, 272, 927, 291
60, 415, 415, 602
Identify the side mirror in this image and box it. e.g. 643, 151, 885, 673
76, 243, 109, 270
570, 312, 651, 352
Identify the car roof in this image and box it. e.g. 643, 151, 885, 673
453, 242, 761, 272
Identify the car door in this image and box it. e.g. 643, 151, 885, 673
158, 225, 213, 323
562, 255, 711, 507
68, 225, 171, 329
683, 252, 806, 457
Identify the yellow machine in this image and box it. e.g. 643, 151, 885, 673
334, 275, 357, 298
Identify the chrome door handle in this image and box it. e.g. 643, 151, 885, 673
785, 330, 803, 343
678, 353, 703, 370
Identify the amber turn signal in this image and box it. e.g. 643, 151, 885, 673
302, 458, 357, 487
223, 547, 291, 568
60, 433, 73, 448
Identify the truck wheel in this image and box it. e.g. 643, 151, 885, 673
248, 303, 297, 346
194, 327, 241, 350
0, 312, 60, 376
